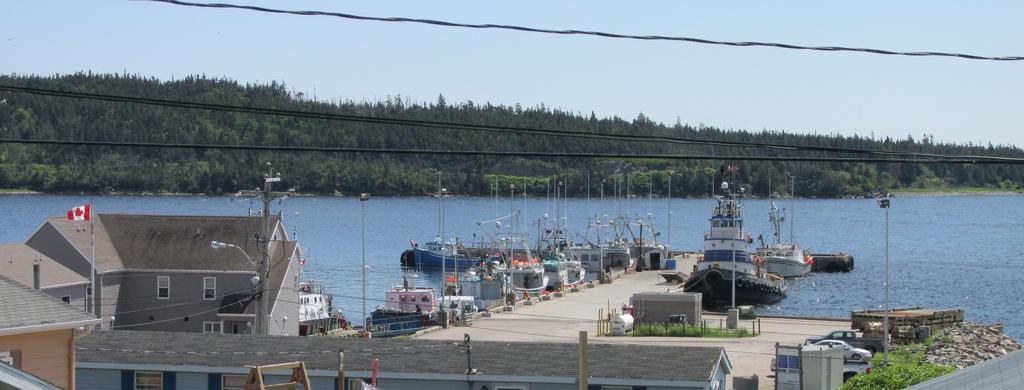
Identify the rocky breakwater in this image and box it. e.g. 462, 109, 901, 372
923, 322, 1022, 368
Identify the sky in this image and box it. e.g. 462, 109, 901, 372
2, 1, 1023, 147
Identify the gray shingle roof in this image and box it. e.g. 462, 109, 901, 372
0, 243, 88, 288
77, 331, 727, 382
99, 214, 279, 271
43, 214, 284, 272
0, 275, 99, 332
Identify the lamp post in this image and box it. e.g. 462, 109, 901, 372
878, 195, 891, 365
211, 240, 258, 334
440, 188, 448, 297
360, 193, 370, 328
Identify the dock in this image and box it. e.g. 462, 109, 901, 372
811, 252, 855, 272
417, 254, 851, 390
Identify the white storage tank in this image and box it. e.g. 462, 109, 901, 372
611, 313, 634, 336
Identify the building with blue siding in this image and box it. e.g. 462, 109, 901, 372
77, 331, 731, 390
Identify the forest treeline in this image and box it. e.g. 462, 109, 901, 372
1, 73, 1022, 197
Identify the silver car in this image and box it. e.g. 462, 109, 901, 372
812, 339, 873, 361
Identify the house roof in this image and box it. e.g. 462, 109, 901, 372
0, 243, 88, 288
0, 275, 99, 336
77, 331, 729, 383
43, 214, 283, 272
98, 214, 279, 271
907, 349, 1024, 390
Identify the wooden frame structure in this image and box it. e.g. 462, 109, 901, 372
244, 361, 312, 390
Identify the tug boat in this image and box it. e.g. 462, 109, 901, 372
298, 281, 349, 336
682, 182, 788, 308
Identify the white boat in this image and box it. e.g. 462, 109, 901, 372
756, 177, 812, 278
757, 244, 812, 278
298, 281, 348, 336
510, 260, 549, 298
457, 263, 510, 310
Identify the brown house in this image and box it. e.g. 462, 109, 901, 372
0, 274, 100, 389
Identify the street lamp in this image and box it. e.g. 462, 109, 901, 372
211, 240, 259, 334
878, 195, 891, 365
360, 193, 370, 328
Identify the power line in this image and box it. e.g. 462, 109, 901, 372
138, 0, 1024, 62
1, 84, 1019, 162
3, 137, 1020, 164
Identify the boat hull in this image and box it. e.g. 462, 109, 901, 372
367, 312, 435, 337
682, 268, 787, 308
764, 257, 812, 278
402, 248, 494, 269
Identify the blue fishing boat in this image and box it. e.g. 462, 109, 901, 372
400, 238, 498, 269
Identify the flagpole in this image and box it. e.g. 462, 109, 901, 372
90, 203, 97, 320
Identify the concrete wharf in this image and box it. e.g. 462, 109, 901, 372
417, 254, 851, 389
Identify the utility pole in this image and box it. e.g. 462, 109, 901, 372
360, 193, 370, 328
578, 331, 588, 390
878, 195, 892, 365
244, 162, 291, 336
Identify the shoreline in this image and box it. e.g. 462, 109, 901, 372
2, 189, 1020, 198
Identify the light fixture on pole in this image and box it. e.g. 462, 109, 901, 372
360, 193, 370, 329
878, 195, 891, 366
211, 240, 258, 334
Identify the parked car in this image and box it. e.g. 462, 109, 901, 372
811, 339, 873, 361
843, 361, 871, 382
806, 329, 885, 354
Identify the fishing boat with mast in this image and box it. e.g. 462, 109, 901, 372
682, 180, 787, 308
570, 215, 634, 272
756, 177, 812, 277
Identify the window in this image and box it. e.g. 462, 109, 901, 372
61, 296, 71, 303
204, 322, 222, 334
203, 277, 216, 300
157, 276, 170, 299
495, 386, 527, 390
787, 355, 801, 369
601, 387, 631, 390
134, 371, 162, 390
222, 374, 246, 390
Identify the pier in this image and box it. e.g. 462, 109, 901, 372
417, 255, 852, 389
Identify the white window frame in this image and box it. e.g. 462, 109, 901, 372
203, 277, 216, 300
157, 276, 170, 299
601, 386, 631, 390
203, 321, 223, 334
222, 374, 246, 390
134, 371, 163, 390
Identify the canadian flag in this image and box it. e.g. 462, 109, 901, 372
67, 204, 91, 221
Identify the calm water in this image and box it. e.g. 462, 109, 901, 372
1, 194, 1021, 339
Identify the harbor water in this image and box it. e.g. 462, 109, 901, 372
1, 194, 1021, 339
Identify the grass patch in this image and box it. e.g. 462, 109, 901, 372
0, 188, 39, 194
892, 185, 1021, 195
840, 336, 955, 389
839, 363, 954, 390
631, 323, 755, 338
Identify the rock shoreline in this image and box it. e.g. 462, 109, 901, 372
923, 322, 1022, 368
